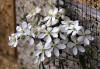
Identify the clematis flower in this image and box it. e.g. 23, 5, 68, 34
77, 28, 94, 45
67, 36, 85, 55
8, 34, 18, 47
67, 21, 82, 36
43, 7, 58, 26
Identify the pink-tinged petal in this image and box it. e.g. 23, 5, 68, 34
84, 38, 90, 45
57, 44, 66, 49
54, 48, 59, 57
73, 47, 78, 55
67, 42, 75, 48
78, 46, 85, 52
85, 29, 91, 35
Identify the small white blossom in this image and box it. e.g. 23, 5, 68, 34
8, 34, 18, 47
38, 26, 59, 43
34, 41, 52, 64
16, 22, 35, 37
51, 38, 66, 57
43, 8, 59, 26
67, 21, 82, 36
77, 28, 94, 45
67, 36, 85, 55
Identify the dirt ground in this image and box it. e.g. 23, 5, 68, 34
76, 0, 100, 9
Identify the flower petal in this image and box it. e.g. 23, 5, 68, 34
38, 33, 46, 39
86, 35, 94, 40
60, 33, 66, 40
40, 53, 45, 62
36, 41, 43, 49
21, 22, 28, 29
73, 47, 78, 55
85, 29, 91, 35
84, 38, 90, 45
72, 31, 77, 36
43, 16, 50, 21
54, 38, 60, 44
78, 46, 85, 52
46, 19, 51, 26
67, 30, 73, 35
78, 36, 84, 42
51, 33, 58, 38
16, 26, 22, 32
57, 44, 66, 49
45, 48, 53, 57
28, 38, 34, 46
54, 48, 59, 57
45, 35, 52, 43
34, 50, 41, 56
67, 42, 75, 48
51, 17, 58, 25
44, 42, 52, 49
51, 27, 59, 33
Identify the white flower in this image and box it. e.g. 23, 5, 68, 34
34, 41, 52, 64
16, 21, 35, 37
67, 36, 85, 55
60, 20, 74, 32
77, 28, 94, 45
38, 26, 59, 43
26, 7, 41, 19
43, 8, 58, 26
67, 21, 82, 36
8, 34, 18, 47
51, 38, 66, 57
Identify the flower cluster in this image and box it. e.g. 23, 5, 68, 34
8, 7, 94, 64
